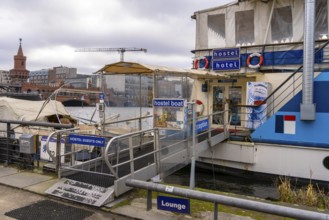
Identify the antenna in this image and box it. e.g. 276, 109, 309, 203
75, 47, 147, 61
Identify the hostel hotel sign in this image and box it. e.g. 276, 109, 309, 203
212, 47, 241, 71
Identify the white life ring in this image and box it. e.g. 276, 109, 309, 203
247, 52, 264, 69
195, 99, 204, 115
193, 57, 209, 70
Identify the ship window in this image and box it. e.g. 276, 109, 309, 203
235, 10, 255, 46
315, 0, 328, 40
208, 14, 225, 48
323, 156, 329, 170
271, 6, 293, 43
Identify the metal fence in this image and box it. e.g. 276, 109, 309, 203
0, 120, 73, 169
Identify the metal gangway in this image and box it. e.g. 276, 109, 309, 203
46, 111, 229, 207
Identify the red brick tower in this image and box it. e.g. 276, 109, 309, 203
10, 38, 29, 85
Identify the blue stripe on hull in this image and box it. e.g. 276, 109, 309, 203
251, 71, 329, 147
241, 49, 323, 66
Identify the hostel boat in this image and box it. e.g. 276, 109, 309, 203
189, 0, 329, 183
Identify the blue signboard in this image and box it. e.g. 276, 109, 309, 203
68, 134, 106, 147
213, 48, 240, 59
153, 99, 185, 108
99, 93, 105, 100
212, 60, 240, 71
157, 195, 190, 214
196, 118, 209, 133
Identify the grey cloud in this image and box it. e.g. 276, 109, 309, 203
0, 0, 232, 72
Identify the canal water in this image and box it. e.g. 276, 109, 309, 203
163, 165, 279, 200
67, 106, 279, 200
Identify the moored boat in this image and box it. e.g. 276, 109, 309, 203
190, 0, 329, 183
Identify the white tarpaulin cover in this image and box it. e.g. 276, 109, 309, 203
0, 97, 71, 132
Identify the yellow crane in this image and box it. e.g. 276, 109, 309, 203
75, 47, 147, 62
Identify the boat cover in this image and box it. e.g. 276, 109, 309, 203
0, 97, 71, 132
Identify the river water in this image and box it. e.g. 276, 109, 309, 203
67, 106, 279, 200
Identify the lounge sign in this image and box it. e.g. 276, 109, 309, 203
212, 47, 241, 71
157, 195, 190, 214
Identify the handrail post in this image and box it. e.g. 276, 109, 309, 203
147, 189, 152, 211
128, 136, 134, 177
56, 133, 61, 174
154, 129, 160, 175
189, 102, 196, 190
208, 114, 211, 141
6, 122, 11, 165
214, 202, 218, 220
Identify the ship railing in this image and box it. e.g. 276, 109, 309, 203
235, 39, 329, 132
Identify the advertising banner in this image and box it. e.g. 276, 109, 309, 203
246, 82, 269, 129
40, 136, 65, 163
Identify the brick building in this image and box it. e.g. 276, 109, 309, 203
9, 38, 29, 85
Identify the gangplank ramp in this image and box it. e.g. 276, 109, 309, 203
46, 128, 228, 207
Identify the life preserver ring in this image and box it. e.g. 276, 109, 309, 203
202, 57, 209, 69
193, 57, 209, 69
247, 52, 264, 69
195, 99, 204, 115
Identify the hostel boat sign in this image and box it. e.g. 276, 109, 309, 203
153, 98, 186, 130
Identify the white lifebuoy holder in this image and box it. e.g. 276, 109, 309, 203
247, 52, 264, 69
195, 99, 204, 116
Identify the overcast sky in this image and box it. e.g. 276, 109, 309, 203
0, 0, 233, 74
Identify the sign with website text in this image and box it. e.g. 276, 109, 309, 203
153, 99, 186, 130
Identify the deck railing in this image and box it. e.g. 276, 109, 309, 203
235, 39, 329, 130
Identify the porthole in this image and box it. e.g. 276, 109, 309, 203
322, 156, 329, 170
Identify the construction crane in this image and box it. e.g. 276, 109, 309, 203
75, 47, 147, 62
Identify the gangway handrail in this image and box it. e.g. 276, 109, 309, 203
46, 127, 80, 172
103, 128, 156, 179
